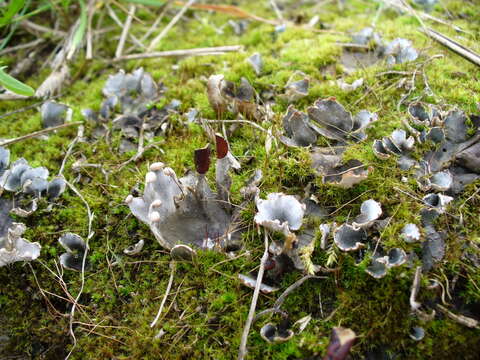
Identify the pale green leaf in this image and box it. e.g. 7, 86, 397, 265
0, 66, 35, 97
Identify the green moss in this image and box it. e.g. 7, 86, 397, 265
1, 0, 480, 359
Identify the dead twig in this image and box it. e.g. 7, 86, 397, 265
175, 2, 278, 25
393, 186, 459, 220
274, 275, 325, 309
410, 266, 422, 311
397, 66, 419, 111
29, 264, 68, 318
238, 231, 269, 360
77, 327, 127, 345
74, 321, 138, 333
115, 120, 156, 171
184, 2, 340, 34
151, 261, 177, 328
252, 308, 289, 322
148, 0, 196, 51
65, 180, 95, 360
336, 42, 370, 49
328, 190, 374, 216
269, 0, 284, 21
115, 140, 164, 171
115, 4, 136, 58
107, 4, 145, 50
59, 125, 85, 176
203, 119, 268, 134
436, 304, 479, 329
126, 0, 173, 53
141, 0, 173, 42
37, 260, 90, 317
373, 205, 400, 256
0, 92, 30, 100
397, 54, 443, 109
86, 0, 96, 59
0, 122, 82, 147
423, 27, 480, 68
21, 20, 66, 37
253, 275, 325, 323
157, 277, 186, 324
458, 186, 480, 225
376, 70, 413, 77
0, 38, 45, 56
380, 0, 466, 33
113, 45, 242, 61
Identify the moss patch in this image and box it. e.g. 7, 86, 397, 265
1, 0, 479, 359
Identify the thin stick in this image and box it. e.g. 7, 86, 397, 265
373, 205, 400, 256
110, 0, 143, 23
0, 38, 45, 56
175, 2, 278, 26
147, 0, 196, 52
0, 92, 30, 100
319, 292, 324, 318
252, 308, 289, 322
328, 189, 373, 216
141, 0, 173, 42
393, 186, 459, 219
458, 186, 480, 225
21, 20, 66, 37
115, 130, 163, 171
113, 45, 242, 61
58, 125, 84, 176
381, 0, 466, 33
269, 0, 284, 21
107, 4, 145, 50
371, 1, 384, 27
430, 276, 448, 305
151, 261, 177, 328
0, 122, 82, 147
29, 264, 67, 317
203, 118, 267, 134
253, 275, 324, 323
436, 304, 479, 329
115, 121, 145, 170
65, 180, 95, 360
423, 27, 480, 68
274, 275, 324, 308
78, 327, 127, 345
325, 163, 369, 177
74, 321, 137, 332
86, 0, 95, 59
115, 4, 136, 59
156, 277, 185, 325
410, 266, 422, 311
37, 260, 89, 317
126, 0, 173, 53
238, 231, 269, 360
336, 42, 370, 49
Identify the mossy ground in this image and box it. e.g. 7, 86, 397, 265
1, 0, 479, 359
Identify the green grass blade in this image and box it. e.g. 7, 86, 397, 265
10, 3, 52, 23
0, 0, 30, 50
71, 0, 87, 52
0, 0, 25, 27
0, 66, 35, 96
